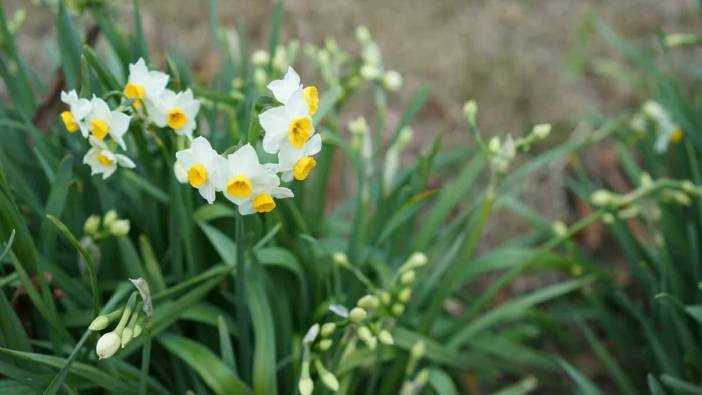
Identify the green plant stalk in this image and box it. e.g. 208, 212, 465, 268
235, 213, 251, 383
419, 187, 495, 334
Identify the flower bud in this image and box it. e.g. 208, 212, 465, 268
378, 290, 392, 306
400, 270, 415, 286
254, 67, 267, 87
591, 190, 613, 207
96, 331, 121, 360
103, 210, 118, 227
682, 180, 696, 193
251, 50, 270, 66
133, 324, 142, 338
349, 307, 367, 322
121, 327, 133, 348
383, 70, 403, 91
332, 252, 350, 268
378, 330, 394, 345
357, 294, 379, 310
391, 303, 405, 316
602, 213, 615, 224
317, 338, 333, 351
488, 137, 500, 154
463, 100, 478, 126
88, 315, 110, 331
303, 323, 320, 344
83, 215, 101, 236
109, 219, 130, 237
349, 117, 369, 136
360, 64, 381, 80
298, 377, 314, 395
315, 360, 340, 391
357, 326, 377, 350
531, 123, 551, 140
397, 287, 412, 303
640, 173, 653, 188
411, 341, 425, 359
552, 221, 567, 237
321, 322, 336, 337
355, 25, 372, 44
408, 252, 427, 268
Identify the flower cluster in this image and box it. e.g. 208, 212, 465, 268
174, 66, 322, 215
297, 252, 428, 395
60, 58, 201, 178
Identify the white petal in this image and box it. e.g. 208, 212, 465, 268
238, 201, 256, 215
109, 112, 131, 150
259, 106, 289, 154
115, 154, 136, 168
286, 88, 309, 118
271, 186, 294, 199
305, 134, 322, 156
199, 184, 216, 204
102, 164, 117, 179
72, 98, 92, 120
267, 66, 301, 104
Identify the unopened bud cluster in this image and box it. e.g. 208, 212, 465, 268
83, 209, 131, 240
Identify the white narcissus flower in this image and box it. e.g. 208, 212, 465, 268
175, 137, 223, 204
83, 137, 136, 179
123, 58, 169, 109
212, 144, 294, 215
259, 67, 319, 154
151, 89, 200, 140
60, 90, 92, 134
643, 101, 683, 153
275, 134, 322, 182
84, 97, 131, 149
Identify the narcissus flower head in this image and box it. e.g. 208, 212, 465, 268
124, 58, 169, 108
175, 137, 223, 204
96, 331, 121, 360
259, 67, 319, 154
275, 134, 322, 182
60, 90, 91, 134
84, 96, 131, 149
212, 144, 292, 215
83, 138, 135, 179
151, 88, 200, 139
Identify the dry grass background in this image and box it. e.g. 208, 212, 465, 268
4, 0, 698, 233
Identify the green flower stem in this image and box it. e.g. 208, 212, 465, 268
234, 212, 252, 383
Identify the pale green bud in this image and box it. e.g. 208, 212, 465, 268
121, 327, 133, 348
355, 25, 372, 44
349, 307, 367, 322
408, 252, 427, 268
397, 287, 412, 303
253, 67, 267, 87
410, 341, 425, 359
400, 270, 416, 286
360, 64, 381, 80
552, 221, 568, 237
378, 330, 394, 345
379, 290, 392, 306
349, 117, 369, 135
391, 303, 405, 317
682, 180, 696, 193
416, 368, 430, 386
133, 324, 142, 338
103, 210, 118, 227
88, 315, 110, 331
83, 215, 101, 236
321, 322, 336, 337
664, 33, 700, 47
532, 123, 551, 140
317, 339, 333, 351
251, 50, 270, 66
315, 359, 340, 391
591, 190, 613, 207
602, 213, 615, 224
672, 191, 692, 206
383, 70, 403, 91
298, 377, 314, 395
332, 252, 350, 268
357, 294, 379, 310
463, 100, 478, 126
488, 136, 500, 154
109, 219, 130, 237
96, 331, 121, 360
357, 326, 372, 342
